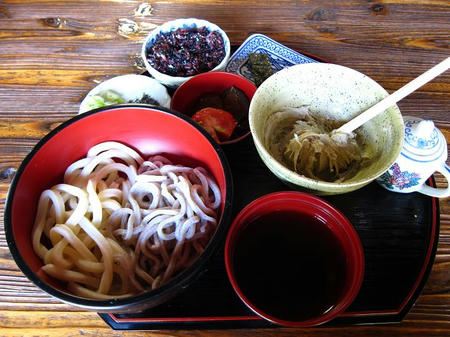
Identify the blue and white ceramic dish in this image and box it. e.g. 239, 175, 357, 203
225, 33, 319, 85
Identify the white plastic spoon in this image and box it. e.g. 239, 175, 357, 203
334, 56, 450, 137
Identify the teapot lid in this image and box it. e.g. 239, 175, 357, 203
403, 116, 447, 161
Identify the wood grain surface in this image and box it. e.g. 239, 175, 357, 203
0, 0, 449, 336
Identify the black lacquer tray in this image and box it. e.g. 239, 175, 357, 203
100, 136, 440, 330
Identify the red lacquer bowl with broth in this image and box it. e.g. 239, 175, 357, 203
171, 71, 257, 145
225, 191, 364, 327
4, 105, 233, 312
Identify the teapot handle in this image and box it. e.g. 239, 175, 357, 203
419, 163, 450, 198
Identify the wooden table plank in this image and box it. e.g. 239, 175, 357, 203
0, 0, 449, 335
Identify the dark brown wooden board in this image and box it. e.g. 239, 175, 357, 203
100, 135, 439, 330
0, 1, 449, 336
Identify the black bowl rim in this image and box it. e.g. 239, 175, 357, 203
4, 103, 234, 311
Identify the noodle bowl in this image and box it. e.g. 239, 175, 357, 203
32, 141, 221, 299
5, 106, 232, 311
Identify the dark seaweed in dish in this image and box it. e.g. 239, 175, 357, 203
249, 52, 274, 86
133, 94, 160, 106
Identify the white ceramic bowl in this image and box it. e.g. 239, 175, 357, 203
79, 74, 171, 114
141, 18, 231, 88
249, 63, 405, 195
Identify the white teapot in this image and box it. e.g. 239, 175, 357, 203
377, 115, 450, 198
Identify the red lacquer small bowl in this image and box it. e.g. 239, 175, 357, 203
225, 191, 364, 327
171, 71, 257, 145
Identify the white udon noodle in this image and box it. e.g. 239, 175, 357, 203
32, 141, 221, 299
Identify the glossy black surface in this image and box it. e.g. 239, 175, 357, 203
100, 136, 439, 329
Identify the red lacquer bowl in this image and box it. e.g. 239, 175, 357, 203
171, 71, 257, 145
225, 191, 364, 327
4, 105, 233, 312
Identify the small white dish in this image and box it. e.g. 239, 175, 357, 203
141, 18, 231, 88
225, 33, 319, 85
79, 74, 171, 114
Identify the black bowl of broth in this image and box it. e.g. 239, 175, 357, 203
224, 191, 364, 327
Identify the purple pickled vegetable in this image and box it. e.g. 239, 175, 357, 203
146, 27, 226, 77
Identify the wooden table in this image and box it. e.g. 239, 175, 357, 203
0, 1, 449, 336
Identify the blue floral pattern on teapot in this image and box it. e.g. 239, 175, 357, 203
376, 116, 450, 198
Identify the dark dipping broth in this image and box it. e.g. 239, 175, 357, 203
232, 210, 348, 322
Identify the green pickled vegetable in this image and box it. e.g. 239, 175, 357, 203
85, 90, 125, 110
248, 52, 274, 87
